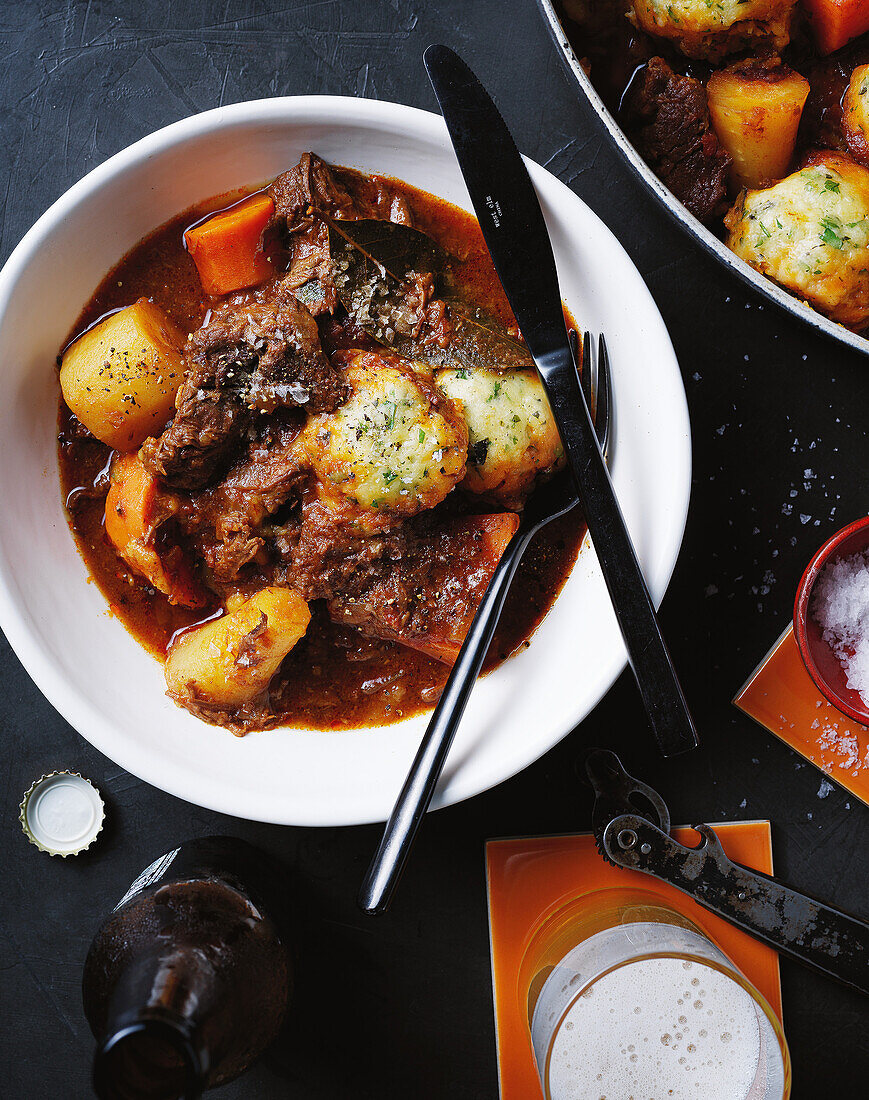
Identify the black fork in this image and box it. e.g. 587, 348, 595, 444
359, 331, 610, 914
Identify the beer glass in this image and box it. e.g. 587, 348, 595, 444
519, 887, 791, 1100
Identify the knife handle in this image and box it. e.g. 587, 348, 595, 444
546, 342, 698, 757
602, 815, 869, 997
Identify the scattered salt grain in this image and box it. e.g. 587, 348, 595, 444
817, 778, 834, 799
818, 726, 862, 771
812, 550, 869, 705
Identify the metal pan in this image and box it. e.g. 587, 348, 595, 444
536, 0, 869, 360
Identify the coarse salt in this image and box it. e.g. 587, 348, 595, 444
811, 550, 869, 706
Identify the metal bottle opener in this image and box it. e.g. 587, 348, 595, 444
585, 748, 869, 997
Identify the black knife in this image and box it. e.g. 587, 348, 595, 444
423, 44, 698, 759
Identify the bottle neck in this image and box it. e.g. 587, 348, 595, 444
94, 1014, 205, 1100
84, 852, 292, 1097
93, 947, 212, 1100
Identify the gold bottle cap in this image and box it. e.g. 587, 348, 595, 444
19, 771, 104, 856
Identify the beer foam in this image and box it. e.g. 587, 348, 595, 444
547, 957, 761, 1100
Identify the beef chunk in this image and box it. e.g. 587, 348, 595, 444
802, 40, 869, 155
270, 153, 359, 229
142, 284, 345, 491
269, 152, 413, 230
205, 528, 265, 587
270, 153, 413, 315
284, 502, 518, 663
623, 57, 731, 225
176, 415, 308, 589
141, 379, 247, 494
197, 283, 345, 414
326, 513, 519, 663
285, 499, 411, 601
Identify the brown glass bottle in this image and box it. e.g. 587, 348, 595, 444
82, 836, 291, 1100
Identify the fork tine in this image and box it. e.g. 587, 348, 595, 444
570, 327, 609, 458
580, 329, 593, 419
596, 333, 612, 459
570, 326, 594, 425
568, 327, 584, 399
567, 325, 580, 374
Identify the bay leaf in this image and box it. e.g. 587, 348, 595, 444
392, 295, 535, 371
324, 219, 534, 371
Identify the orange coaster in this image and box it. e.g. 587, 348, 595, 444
485, 822, 780, 1100
735, 626, 869, 808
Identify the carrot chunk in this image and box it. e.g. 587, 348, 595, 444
184, 192, 276, 296
803, 0, 869, 55
105, 452, 206, 608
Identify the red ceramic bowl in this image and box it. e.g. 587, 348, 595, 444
794, 516, 869, 725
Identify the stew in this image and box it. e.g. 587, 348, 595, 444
560, 1, 869, 332
58, 154, 585, 734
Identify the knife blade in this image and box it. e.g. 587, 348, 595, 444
424, 43, 698, 757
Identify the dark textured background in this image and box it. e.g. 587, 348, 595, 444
1, 2, 867, 1097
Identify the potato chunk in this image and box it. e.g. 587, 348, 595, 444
60, 298, 185, 450
296, 350, 467, 523
165, 587, 311, 708
843, 65, 869, 167
629, 0, 797, 61
724, 152, 869, 329
707, 60, 810, 190
435, 368, 563, 509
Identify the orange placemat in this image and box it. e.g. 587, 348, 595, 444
735, 625, 869, 808
485, 822, 780, 1100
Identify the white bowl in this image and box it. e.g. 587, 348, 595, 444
0, 97, 691, 826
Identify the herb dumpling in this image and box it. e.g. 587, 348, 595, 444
435, 368, 564, 510
299, 350, 467, 521
629, 0, 797, 61
724, 152, 869, 329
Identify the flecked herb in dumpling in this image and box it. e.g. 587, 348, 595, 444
435, 367, 564, 510
725, 152, 869, 330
